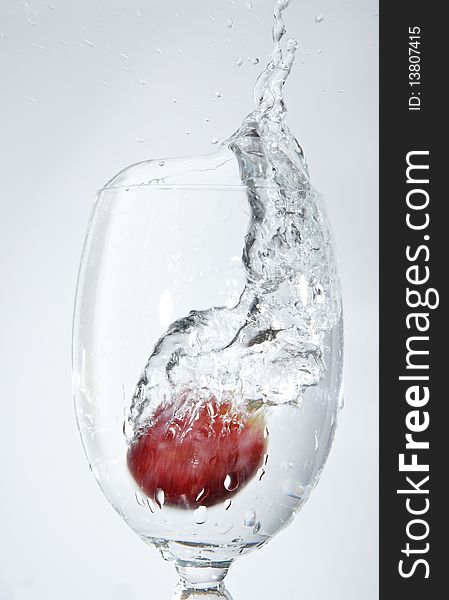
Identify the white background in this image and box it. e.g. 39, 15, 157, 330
0, 1, 378, 598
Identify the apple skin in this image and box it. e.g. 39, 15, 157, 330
127, 397, 267, 508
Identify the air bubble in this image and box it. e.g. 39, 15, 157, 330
155, 488, 165, 508
224, 499, 232, 510
281, 479, 305, 500
193, 506, 208, 524
227, 18, 234, 28
224, 472, 239, 491
315, 14, 324, 23
235, 57, 243, 67
253, 521, 261, 534
244, 510, 256, 527
211, 137, 219, 145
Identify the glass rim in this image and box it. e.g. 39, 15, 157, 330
98, 182, 301, 193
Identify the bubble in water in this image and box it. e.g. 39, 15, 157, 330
193, 506, 208, 524
224, 499, 232, 510
185, 130, 191, 135
140, 78, 147, 85
251, 57, 259, 65
215, 522, 234, 535
281, 479, 306, 500
243, 510, 256, 527
155, 488, 165, 508
315, 14, 324, 23
227, 18, 234, 28
211, 137, 219, 145
314, 430, 319, 451
214, 90, 223, 100
159, 160, 166, 167
253, 521, 261, 534
135, 137, 145, 143
235, 57, 243, 67
85, 39, 93, 47
246, 1, 253, 9
224, 472, 239, 491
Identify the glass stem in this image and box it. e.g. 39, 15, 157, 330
173, 564, 233, 599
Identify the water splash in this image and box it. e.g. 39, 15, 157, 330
126, 0, 341, 463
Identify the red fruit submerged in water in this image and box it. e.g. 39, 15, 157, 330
127, 398, 267, 508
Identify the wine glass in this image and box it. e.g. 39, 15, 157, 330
72, 150, 343, 599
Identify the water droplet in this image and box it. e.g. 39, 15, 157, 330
224, 499, 232, 510
123, 66, 130, 72
323, 88, 329, 92
214, 90, 222, 100
314, 430, 319, 451
193, 506, 208, 524
25, 97, 37, 103
235, 57, 243, 67
258, 468, 266, 481
155, 47, 162, 54
339, 89, 344, 94
178, 48, 183, 54
246, 1, 253, 9
85, 39, 93, 47
102, 81, 110, 87
136, 137, 145, 143
244, 510, 256, 527
119, 53, 129, 59
227, 18, 234, 28
185, 130, 191, 135
173, 98, 178, 103
317, 49, 322, 54
155, 488, 165, 508
205, 117, 211, 123
211, 137, 219, 145
140, 78, 147, 85
136, 9, 142, 18
31, 43, 46, 50
159, 160, 166, 167
315, 14, 324, 23
224, 472, 239, 491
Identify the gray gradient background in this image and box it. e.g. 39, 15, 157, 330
0, 1, 378, 599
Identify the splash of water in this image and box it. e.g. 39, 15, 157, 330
126, 0, 341, 437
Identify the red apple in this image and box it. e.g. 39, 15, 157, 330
127, 396, 267, 508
